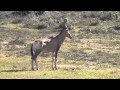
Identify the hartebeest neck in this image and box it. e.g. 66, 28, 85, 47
57, 30, 67, 45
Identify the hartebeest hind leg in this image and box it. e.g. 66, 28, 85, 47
31, 56, 39, 70
35, 60, 38, 70
31, 50, 41, 70
31, 56, 38, 70
31, 60, 34, 70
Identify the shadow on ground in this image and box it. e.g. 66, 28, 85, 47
0, 69, 32, 72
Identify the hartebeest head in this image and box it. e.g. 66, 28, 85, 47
64, 24, 72, 39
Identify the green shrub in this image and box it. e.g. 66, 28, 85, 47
113, 25, 120, 30
91, 27, 107, 34
36, 24, 48, 29
89, 20, 99, 26
100, 12, 117, 21
9, 39, 25, 45
11, 19, 23, 24
11, 11, 31, 16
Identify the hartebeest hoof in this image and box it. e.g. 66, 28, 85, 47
36, 68, 39, 70
52, 67, 57, 70
32, 68, 34, 71
55, 67, 57, 70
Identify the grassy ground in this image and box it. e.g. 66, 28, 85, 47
0, 56, 120, 79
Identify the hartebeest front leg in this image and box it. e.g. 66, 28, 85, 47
54, 52, 58, 70
52, 52, 55, 70
54, 45, 60, 70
